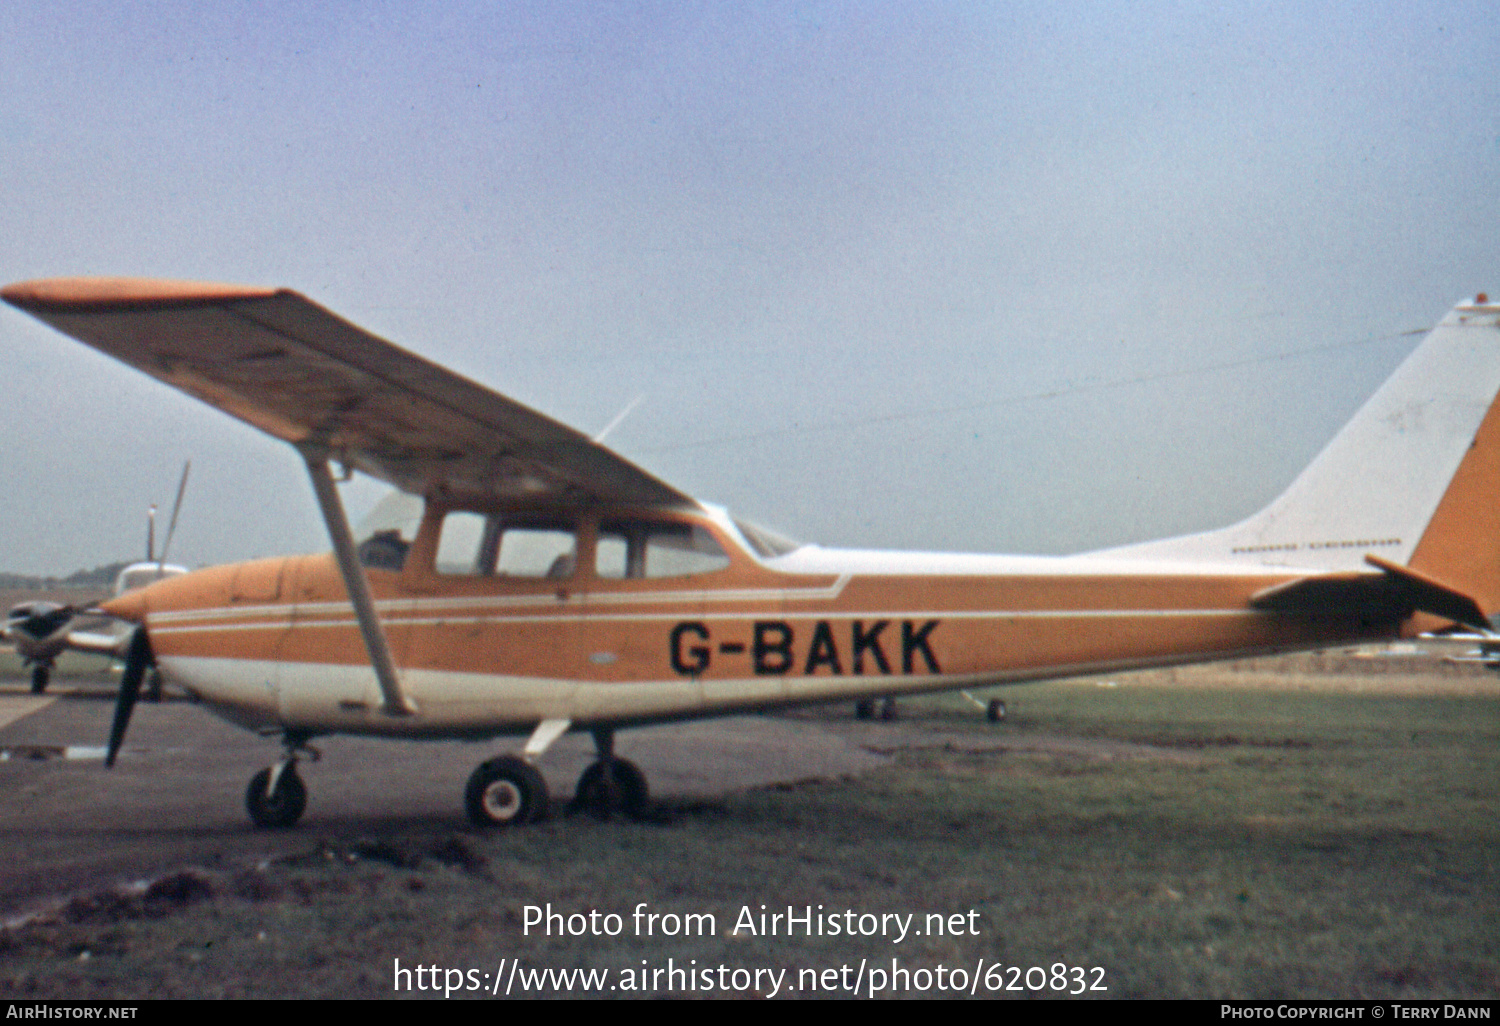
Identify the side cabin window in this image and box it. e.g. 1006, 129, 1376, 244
596, 520, 730, 580
436, 512, 577, 580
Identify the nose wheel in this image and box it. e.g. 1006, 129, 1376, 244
246, 764, 307, 829
245, 736, 317, 829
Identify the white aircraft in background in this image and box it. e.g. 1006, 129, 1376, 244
4, 466, 190, 694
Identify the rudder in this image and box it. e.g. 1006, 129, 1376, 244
1406, 299, 1500, 616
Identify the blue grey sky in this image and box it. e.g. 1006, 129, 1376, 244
1, 1, 1496, 575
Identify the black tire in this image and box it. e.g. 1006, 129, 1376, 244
465, 756, 548, 827
29, 665, 48, 695
879, 696, 898, 721
245, 766, 307, 829
855, 699, 876, 720
570, 758, 650, 820
987, 698, 1006, 723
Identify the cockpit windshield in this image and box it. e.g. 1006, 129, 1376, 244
732, 517, 802, 559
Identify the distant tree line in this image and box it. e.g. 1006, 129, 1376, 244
0, 562, 130, 590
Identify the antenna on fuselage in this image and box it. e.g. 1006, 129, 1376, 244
594, 394, 646, 445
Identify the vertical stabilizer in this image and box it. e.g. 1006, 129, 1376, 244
1096, 296, 1500, 586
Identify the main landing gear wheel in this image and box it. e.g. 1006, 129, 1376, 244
465, 756, 548, 827
987, 699, 1007, 723
570, 757, 650, 820
245, 765, 307, 829
29, 665, 48, 695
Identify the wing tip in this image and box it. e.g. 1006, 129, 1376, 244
2, 276, 282, 312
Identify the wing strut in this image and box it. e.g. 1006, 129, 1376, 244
300, 445, 415, 716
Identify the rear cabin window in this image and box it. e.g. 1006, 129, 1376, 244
436, 513, 577, 579
596, 521, 730, 579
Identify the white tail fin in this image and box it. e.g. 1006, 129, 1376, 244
1097, 295, 1500, 579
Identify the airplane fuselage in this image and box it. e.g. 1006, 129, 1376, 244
109, 506, 1404, 741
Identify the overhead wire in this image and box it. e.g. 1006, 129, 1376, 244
633, 326, 1431, 455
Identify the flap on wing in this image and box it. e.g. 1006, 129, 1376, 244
2, 278, 696, 510
1251, 554, 1488, 629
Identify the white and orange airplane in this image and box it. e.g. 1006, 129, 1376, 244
4, 278, 1497, 830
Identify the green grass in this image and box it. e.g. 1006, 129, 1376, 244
1, 681, 1495, 999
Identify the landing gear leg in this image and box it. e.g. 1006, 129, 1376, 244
29, 664, 49, 695
569, 728, 649, 820
245, 734, 316, 829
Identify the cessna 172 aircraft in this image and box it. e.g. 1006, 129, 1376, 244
3, 278, 1497, 830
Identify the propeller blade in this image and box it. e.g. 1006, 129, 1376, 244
156, 460, 190, 575
105, 627, 153, 768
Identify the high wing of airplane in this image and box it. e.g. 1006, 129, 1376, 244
4, 277, 1497, 830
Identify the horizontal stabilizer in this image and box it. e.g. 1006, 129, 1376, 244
1251, 555, 1488, 630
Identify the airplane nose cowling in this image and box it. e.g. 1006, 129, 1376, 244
101, 588, 148, 624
